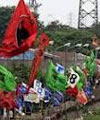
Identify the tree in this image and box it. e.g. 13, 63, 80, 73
9, 63, 30, 84
44, 20, 94, 52
0, 6, 15, 42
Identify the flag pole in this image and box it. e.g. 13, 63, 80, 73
6, 110, 10, 120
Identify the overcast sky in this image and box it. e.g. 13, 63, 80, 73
0, 0, 100, 28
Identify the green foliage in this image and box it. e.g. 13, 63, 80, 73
84, 115, 100, 120
37, 69, 45, 80
9, 63, 30, 84
84, 108, 100, 120
0, 6, 15, 42
44, 21, 94, 52
90, 23, 100, 38
8, 63, 45, 85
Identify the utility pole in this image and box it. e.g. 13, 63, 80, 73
78, 0, 98, 28
69, 12, 73, 27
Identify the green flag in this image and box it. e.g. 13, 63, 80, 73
74, 66, 85, 90
0, 65, 16, 91
45, 61, 67, 91
85, 51, 96, 77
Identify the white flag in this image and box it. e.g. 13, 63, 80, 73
67, 68, 80, 88
56, 63, 64, 74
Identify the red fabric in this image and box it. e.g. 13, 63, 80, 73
76, 90, 88, 105
28, 33, 50, 87
92, 39, 99, 47
92, 35, 99, 48
0, 91, 15, 110
66, 86, 78, 97
0, 0, 37, 57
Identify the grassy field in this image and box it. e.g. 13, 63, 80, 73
84, 115, 100, 120
84, 108, 100, 120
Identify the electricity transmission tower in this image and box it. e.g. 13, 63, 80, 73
78, 0, 98, 28
29, 0, 42, 13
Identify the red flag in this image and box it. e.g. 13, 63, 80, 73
76, 90, 88, 105
28, 33, 50, 87
92, 35, 99, 48
66, 86, 78, 97
0, 91, 15, 110
0, 0, 37, 57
